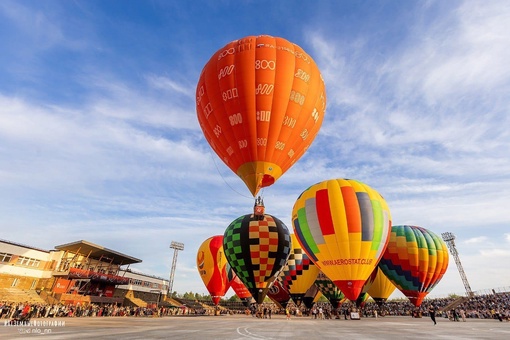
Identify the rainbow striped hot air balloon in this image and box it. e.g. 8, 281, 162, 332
292, 178, 392, 301
378, 225, 449, 307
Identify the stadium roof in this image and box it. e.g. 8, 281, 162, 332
55, 240, 142, 265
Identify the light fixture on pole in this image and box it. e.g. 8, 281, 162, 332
168, 241, 184, 297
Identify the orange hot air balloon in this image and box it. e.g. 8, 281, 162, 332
196, 35, 327, 196
197, 235, 229, 305
367, 267, 396, 306
292, 179, 392, 301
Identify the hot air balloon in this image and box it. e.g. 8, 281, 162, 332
314, 271, 345, 308
302, 284, 320, 309
279, 233, 319, 306
229, 271, 253, 307
292, 178, 392, 301
223, 213, 292, 304
366, 267, 396, 306
196, 35, 327, 196
196, 235, 229, 305
354, 267, 378, 307
267, 280, 292, 309
378, 225, 449, 307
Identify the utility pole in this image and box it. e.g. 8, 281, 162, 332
441, 232, 474, 298
168, 241, 184, 297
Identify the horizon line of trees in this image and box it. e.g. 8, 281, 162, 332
166, 291, 466, 304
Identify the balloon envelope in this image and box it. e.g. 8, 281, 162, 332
223, 213, 292, 304
314, 271, 345, 308
366, 267, 396, 306
292, 179, 392, 300
196, 35, 327, 196
302, 284, 320, 309
267, 280, 291, 309
196, 235, 229, 305
229, 274, 252, 299
378, 225, 449, 307
279, 233, 319, 306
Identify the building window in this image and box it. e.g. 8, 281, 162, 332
0, 253, 13, 263
11, 278, 18, 287
16, 256, 40, 267
31, 279, 37, 289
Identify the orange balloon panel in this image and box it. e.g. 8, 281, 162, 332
196, 35, 326, 196
197, 235, 229, 305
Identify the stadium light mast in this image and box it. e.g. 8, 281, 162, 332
441, 232, 474, 298
168, 241, 184, 297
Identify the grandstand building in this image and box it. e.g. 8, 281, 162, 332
0, 238, 169, 307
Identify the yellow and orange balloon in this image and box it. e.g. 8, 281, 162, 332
196, 235, 229, 305
196, 35, 326, 196
292, 179, 392, 301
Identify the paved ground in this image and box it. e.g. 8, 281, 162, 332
1, 314, 508, 339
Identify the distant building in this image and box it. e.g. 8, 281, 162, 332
0, 238, 168, 306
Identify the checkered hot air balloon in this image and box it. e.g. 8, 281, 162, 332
279, 233, 319, 306
292, 178, 392, 301
378, 225, 449, 307
223, 213, 291, 304
314, 271, 345, 308
226, 264, 253, 306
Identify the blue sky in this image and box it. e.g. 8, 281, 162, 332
1, 0, 509, 300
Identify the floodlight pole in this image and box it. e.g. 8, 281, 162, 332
441, 232, 474, 298
168, 241, 184, 297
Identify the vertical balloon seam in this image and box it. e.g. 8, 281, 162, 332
273, 43, 318, 171
264, 36, 294, 164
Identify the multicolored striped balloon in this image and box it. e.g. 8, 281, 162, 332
378, 225, 449, 307
279, 233, 319, 306
223, 213, 291, 304
292, 178, 392, 301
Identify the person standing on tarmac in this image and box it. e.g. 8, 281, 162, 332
428, 304, 437, 325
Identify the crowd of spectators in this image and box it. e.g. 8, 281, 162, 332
346, 292, 510, 321
0, 301, 192, 320
1, 291, 508, 321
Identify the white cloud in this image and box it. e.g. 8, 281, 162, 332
464, 236, 488, 244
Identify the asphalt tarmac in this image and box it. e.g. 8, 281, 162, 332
1, 314, 508, 340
